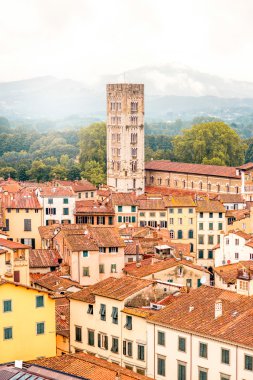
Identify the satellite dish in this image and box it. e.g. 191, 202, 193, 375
200, 276, 206, 284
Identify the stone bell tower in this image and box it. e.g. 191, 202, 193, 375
106, 83, 144, 194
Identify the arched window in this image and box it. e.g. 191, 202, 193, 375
191, 181, 194, 189
190, 243, 194, 252
208, 182, 211, 191
178, 230, 183, 239
217, 184, 220, 192
226, 184, 230, 193
158, 177, 162, 185
182, 179, 186, 188
166, 178, 170, 187
199, 181, 203, 190
235, 185, 239, 194
150, 176, 154, 184
188, 230, 194, 239
169, 230, 174, 239
174, 179, 178, 188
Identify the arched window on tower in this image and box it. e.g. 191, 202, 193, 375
158, 177, 162, 185
182, 179, 186, 188
217, 183, 220, 192
191, 181, 194, 189
150, 176, 154, 184
166, 178, 170, 187
226, 184, 230, 193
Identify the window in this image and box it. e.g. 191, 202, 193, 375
189, 208, 193, 214
209, 223, 213, 230
178, 363, 186, 380
239, 280, 248, 291
112, 307, 118, 324
169, 208, 174, 214
46, 208, 56, 215
157, 356, 166, 376
199, 343, 208, 358
198, 235, 204, 244
219, 212, 223, 218
245, 354, 253, 371
4, 327, 12, 340
88, 329, 94, 346
138, 344, 145, 361
36, 322, 45, 335
208, 250, 213, 259
118, 215, 122, 223
78, 193, 81, 199
136, 368, 145, 375
36, 295, 44, 308
99, 264, 105, 273
7, 208, 11, 213
169, 230, 175, 239
220, 375, 230, 380
178, 218, 183, 225
75, 326, 82, 342
209, 212, 213, 218
140, 212, 145, 217
99, 247, 106, 253
221, 348, 230, 364
158, 331, 165, 346
48, 198, 53, 204
118, 206, 123, 212
178, 208, 182, 214
125, 315, 132, 330
199, 222, 203, 230
200, 212, 203, 218
218, 222, 223, 230
123, 340, 133, 356
83, 250, 89, 258
169, 218, 174, 224
35, 209, 39, 213
186, 279, 192, 287
87, 304, 93, 315
178, 230, 183, 239
235, 252, 239, 259
235, 238, 239, 245
226, 238, 229, 245
198, 250, 204, 259
188, 230, 194, 238
24, 219, 31, 231
63, 208, 69, 215
150, 212, 155, 217
178, 337, 186, 352
131, 205, 136, 212
160, 212, 166, 217
83, 267, 89, 276
98, 333, 108, 349
111, 337, 119, 353
208, 235, 214, 244
109, 247, 118, 253
3, 300, 12, 312
100, 304, 106, 321
199, 368, 207, 380
188, 218, 193, 225
111, 264, 117, 273
63, 198, 68, 204
5, 219, 9, 231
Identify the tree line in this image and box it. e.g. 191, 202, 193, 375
0, 116, 252, 186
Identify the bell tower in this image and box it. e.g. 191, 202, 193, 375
106, 83, 144, 194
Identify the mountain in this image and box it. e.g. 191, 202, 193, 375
1, 64, 253, 120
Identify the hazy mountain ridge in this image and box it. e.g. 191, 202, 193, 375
1, 64, 253, 120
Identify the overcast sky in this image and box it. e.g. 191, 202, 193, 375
1, 0, 253, 84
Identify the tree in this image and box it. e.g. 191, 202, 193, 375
79, 122, 106, 169
173, 121, 246, 166
27, 161, 52, 182
81, 161, 105, 186
0, 167, 17, 180
67, 164, 81, 180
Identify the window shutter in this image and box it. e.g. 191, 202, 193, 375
104, 335, 108, 350
123, 340, 126, 355
98, 333, 101, 348
128, 341, 132, 357
32, 238, 35, 249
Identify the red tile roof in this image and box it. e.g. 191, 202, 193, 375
1, 190, 41, 209
29, 352, 154, 380
145, 160, 240, 178
56, 297, 70, 337
33, 272, 83, 292
214, 261, 253, 284
0, 238, 30, 249
111, 192, 138, 206
148, 285, 253, 348
196, 200, 226, 213
38, 186, 75, 197
29, 249, 61, 268
75, 200, 114, 214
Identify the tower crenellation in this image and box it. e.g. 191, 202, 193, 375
106, 83, 145, 194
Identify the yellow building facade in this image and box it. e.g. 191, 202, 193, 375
0, 281, 56, 363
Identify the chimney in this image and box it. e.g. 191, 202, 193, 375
215, 299, 222, 319
15, 360, 23, 369
189, 305, 194, 312
136, 243, 140, 263
115, 372, 121, 380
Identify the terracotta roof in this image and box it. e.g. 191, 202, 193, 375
145, 186, 211, 197
88, 226, 125, 248
137, 197, 167, 210
65, 234, 98, 251
0, 179, 21, 193
56, 297, 70, 337
237, 162, 253, 170
215, 194, 245, 204
124, 241, 144, 256
226, 209, 250, 221
165, 195, 196, 207
145, 160, 240, 178
55, 179, 96, 192
122, 307, 157, 318
29, 249, 61, 268
69, 276, 154, 302
38, 224, 61, 239
148, 285, 253, 348
33, 273, 83, 292
0, 238, 30, 249
196, 200, 226, 213
124, 258, 208, 278
1, 190, 41, 209
214, 261, 253, 284
227, 229, 252, 240
39, 186, 75, 197
111, 192, 138, 206
75, 199, 114, 214
29, 352, 154, 380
